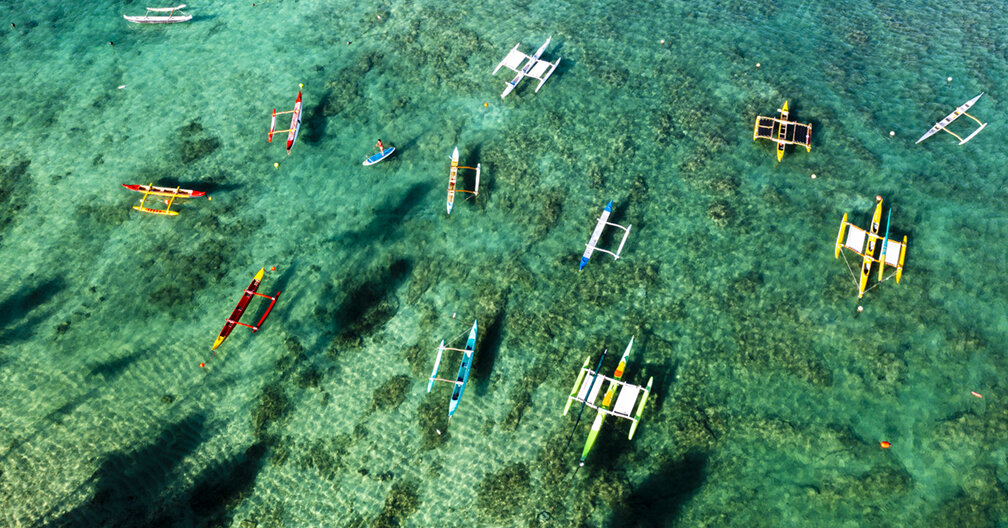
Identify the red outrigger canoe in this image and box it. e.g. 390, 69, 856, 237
268, 85, 302, 155
122, 183, 206, 197
211, 268, 280, 351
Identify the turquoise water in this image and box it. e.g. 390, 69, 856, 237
1, 0, 1007, 526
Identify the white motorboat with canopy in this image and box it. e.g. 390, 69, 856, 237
916, 92, 987, 145
492, 37, 560, 99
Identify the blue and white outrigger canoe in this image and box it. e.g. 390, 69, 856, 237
579, 200, 632, 271
363, 146, 396, 166
427, 319, 478, 417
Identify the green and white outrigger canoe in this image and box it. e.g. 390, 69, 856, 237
563, 336, 653, 466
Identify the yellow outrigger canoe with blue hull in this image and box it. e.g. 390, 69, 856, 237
835, 196, 907, 301
563, 336, 653, 466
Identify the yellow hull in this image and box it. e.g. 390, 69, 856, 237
858, 198, 883, 298
896, 236, 906, 283
776, 101, 789, 162
835, 213, 847, 259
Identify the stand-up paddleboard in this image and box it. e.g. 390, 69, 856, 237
363, 147, 395, 166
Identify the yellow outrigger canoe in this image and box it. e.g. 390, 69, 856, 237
835, 196, 907, 300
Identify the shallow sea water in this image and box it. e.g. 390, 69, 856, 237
0, 0, 1006, 526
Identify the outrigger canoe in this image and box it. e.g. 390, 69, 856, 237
269, 85, 303, 155
579, 200, 631, 271
427, 319, 478, 417
363, 146, 395, 166
123, 182, 207, 216
835, 196, 907, 303
563, 336, 653, 466
915, 92, 987, 145
752, 100, 812, 162
211, 268, 280, 351
445, 146, 480, 214
124, 5, 191, 23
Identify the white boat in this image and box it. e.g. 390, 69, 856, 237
124, 5, 191, 24
446, 146, 480, 214
579, 200, 631, 271
916, 92, 987, 145
493, 37, 561, 99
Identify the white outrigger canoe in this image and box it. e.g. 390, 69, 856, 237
123, 5, 192, 23
446, 146, 480, 214
916, 92, 987, 145
579, 200, 631, 271
493, 37, 561, 99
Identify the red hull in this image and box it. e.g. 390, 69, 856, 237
122, 183, 206, 198
215, 275, 262, 347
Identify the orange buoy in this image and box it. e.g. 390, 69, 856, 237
270, 266, 276, 271
484, 102, 488, 107
971, 391, 983, 398
880, 441, 891, 449
200, 362, 205, 368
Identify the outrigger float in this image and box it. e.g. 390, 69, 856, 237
835, 196, 907, 302
753, 100, 812, 162
123, 5, 191, 23
916, 92, 987, 145
492, 37, 561, 99
123, 182, 209, 216
209, 268, 281, 354
563, 337, 653, 466
269, 84, 303, 155
579, 200, 631, 271
427, 320, 478, 418
446, 146, 480, 214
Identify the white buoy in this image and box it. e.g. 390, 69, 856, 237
889, 131, 895, 136
810, 173, 817, 180
660, 39, 665, 44
947, 76, 952, 83
756, 62, 761, 68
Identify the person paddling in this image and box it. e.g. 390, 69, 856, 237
375, 139, 384, 154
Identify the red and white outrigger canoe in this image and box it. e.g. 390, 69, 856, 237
269, 84, 303, 155
208, 268, 281, 357
123, 182, 208, 216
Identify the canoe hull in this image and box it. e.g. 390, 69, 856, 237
448, 320, 478, 417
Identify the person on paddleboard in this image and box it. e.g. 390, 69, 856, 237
375, 139, 384, 153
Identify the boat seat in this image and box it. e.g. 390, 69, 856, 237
501, 49, 528, 71
577, 371, 606, 404
884, 239, 902, 266
528, 60, 553, 79
844, 226, 867, 252
613, 385, 640, 417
